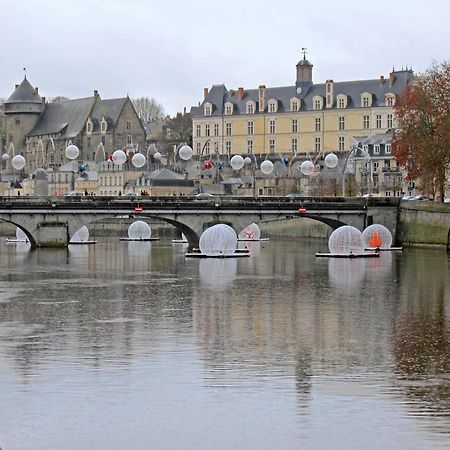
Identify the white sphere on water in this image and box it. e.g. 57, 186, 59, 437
71, 226, 90, 242
300, 160, 315, 176
260, 160, 274, 175
132, 153, 146, 168
230, 155, 245, 170
65, 144, 80, 160
362, 224, 392, 249
112, 149, 127, 165
238, 223, 261, 240
178, 145, 193, 161
199, 224, 237, 256
11, 155, 26, 170
324, 153, 338, 168
128, 221, 152, 239
328, 226, 364, 255
244, 156, 252, 165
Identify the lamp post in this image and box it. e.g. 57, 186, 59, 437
341, 145, 372, 197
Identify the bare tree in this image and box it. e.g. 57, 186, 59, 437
132, 97, 165, 122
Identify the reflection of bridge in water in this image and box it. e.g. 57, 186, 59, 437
0, 196, 400, 248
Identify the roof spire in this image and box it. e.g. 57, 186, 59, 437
301, 47, 307, 61
23, 67, 27, 79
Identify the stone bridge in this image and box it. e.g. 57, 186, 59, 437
0, 196, 400, 248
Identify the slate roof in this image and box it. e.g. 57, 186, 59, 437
191, 70, 413, 117
27, 97, 96, 138
89, 98, 128, 133
148, 168, 185, 180
5, 77, 42, 104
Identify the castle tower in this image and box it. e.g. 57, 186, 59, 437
4, 77, 44, 158
296, 49, 313, 85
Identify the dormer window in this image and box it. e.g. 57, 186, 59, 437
101, 118, 107, 134
86, 118, 93, 134
313, 96, 323, 110
384, 94, 396, 107
268, 99, 278, 113
290, 98, 300, 112
204, 102, 212, 116
246, 101, 256, 114
361, 92, 373, 107
225, 102, 233, 115
337, 94, 348, 109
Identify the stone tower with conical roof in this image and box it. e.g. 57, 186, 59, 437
4, 76, 44, 156
296, 50, 313, 85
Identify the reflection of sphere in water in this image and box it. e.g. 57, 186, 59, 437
128, 221, 152, 239
328, 258, 365, 290
199, 258, 237, 289
328, 226, 364, 255
364, 251, 393, 278
238, 223, 261, 240
362, 224, 392, 249
199, 224, 237, 256
71, 226, 90, 242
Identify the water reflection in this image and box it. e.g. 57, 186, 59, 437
328, 258, 366, 291
199, 258, 237, 291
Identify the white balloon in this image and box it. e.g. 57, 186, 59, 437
230, 155, 245, 170
260, 160, 274, 175
328, 226, 364, 255
153, 151, 161, 160
65, 144, 80, 160
11, 155, 26, 170
178, 145, 193, 161
238, 223, 261, 240
300, 160, 315, 176
112, 149, 127, 165
244, 157, 252, 165
132, 153, 146, 168
128, 221, 152, 239
199, 224, 237, 256
71, 226, 90, 242
2, 153, 10, 161
324, 153, 339, 168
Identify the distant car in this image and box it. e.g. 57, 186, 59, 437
414, 195, 433, 201
401, 195, 415, 200
362, 193, 380, 198
195, 192, 214, 198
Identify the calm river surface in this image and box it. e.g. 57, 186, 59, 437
0, 237, 449, 450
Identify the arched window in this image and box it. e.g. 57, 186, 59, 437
268, 99, 278, 113
290, 98, 300, 112
204, 102, 212, 116
225, 102, 234, 115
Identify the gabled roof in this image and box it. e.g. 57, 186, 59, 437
148, 168, 185, 180
5, 77, 42, 104
89, 98, 128, 132
27, 97, 96, 138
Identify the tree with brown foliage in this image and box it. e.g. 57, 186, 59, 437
392, 61, 450, 200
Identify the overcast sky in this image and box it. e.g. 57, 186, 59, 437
1, 0, 449, 116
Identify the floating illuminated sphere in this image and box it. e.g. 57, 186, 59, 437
178, 145, 193, 161
199, 224, 237, 256
324, 153, 339, 168
328, 226, 364, 255
260, 160, 274, 175
16, 228, 28, 241
238, 223, 261, 240
300, 160, 315, 176
112, 149, 127, 165
203, 160, 213, 169
362, 224, 392, 249
128, 220, 152, 239
65, 144, 80, 160
2, 153, 9, 161
230, 155, 245, 170
244, 156, 252, 165
11, 155, 26, 170
71, 226, 90, 243
153, 151, 161, 160
132, 153, 146, 168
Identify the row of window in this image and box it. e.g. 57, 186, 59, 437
204, 93, 396, 116
195, 114, 394, 137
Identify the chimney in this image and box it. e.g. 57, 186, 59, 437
379, 75, 385, 86
94, 90, 99, 97
258, 85, 266, 112
15, 84, 19, 89
41, 97, 46, 104
203, 87, 209, 99
389, 72, 395, 88
238, 87, 244, 101
35, 87, 38, 94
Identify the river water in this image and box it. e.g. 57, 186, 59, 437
0, 237, 449, 450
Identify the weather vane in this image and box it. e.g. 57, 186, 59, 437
301, 47, 307, 60
23, 67, 27, 78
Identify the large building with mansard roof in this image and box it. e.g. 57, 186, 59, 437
3, 76, 146, 173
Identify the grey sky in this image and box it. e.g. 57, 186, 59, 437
1, 0, 449, 116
